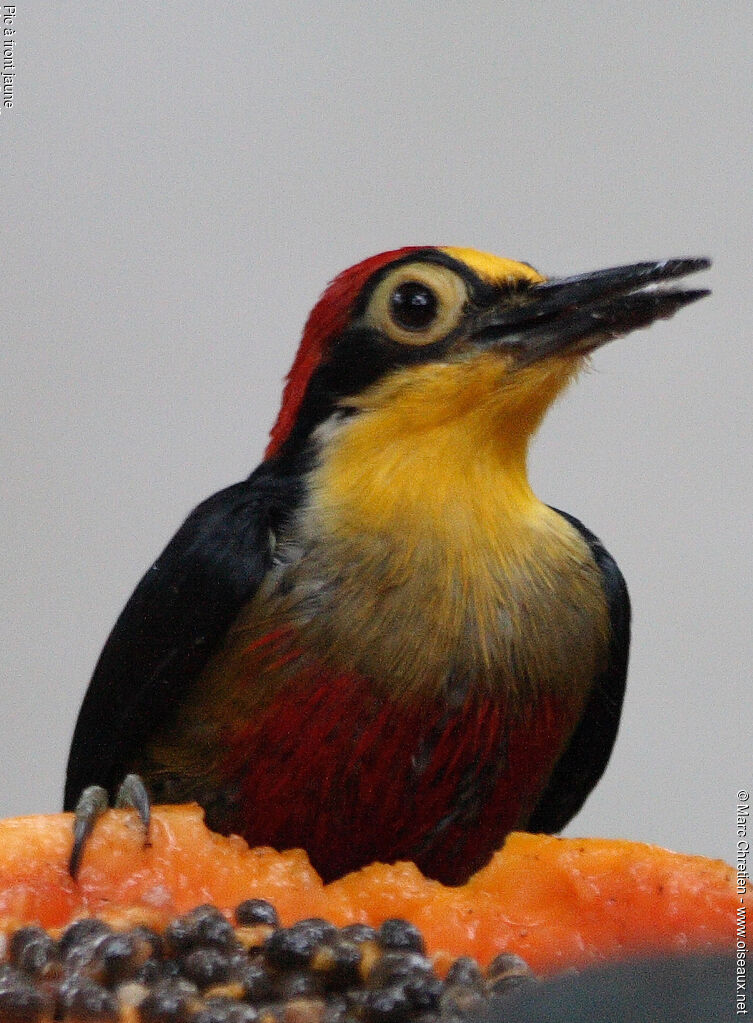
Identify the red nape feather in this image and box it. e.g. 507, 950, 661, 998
265, 247, 424, 458
219, 627, 576, 885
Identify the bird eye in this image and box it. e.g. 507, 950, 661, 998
389, 282, 438, 331
364, 262, 468, 346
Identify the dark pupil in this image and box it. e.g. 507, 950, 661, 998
389, 281, 438, 331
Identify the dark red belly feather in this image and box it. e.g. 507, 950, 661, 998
219, 627, 575, 885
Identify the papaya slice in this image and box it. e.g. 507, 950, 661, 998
0, 804, 741, 975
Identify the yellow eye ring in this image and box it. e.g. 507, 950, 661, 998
364, 262, 468, 346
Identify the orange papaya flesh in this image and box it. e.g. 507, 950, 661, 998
0, 804, 742, 976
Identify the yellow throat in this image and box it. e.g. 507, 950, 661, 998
301, 348, 607, 706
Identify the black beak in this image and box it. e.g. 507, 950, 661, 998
473, 257, 711, 365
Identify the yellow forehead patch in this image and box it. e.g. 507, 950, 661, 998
440, 247, 545, 287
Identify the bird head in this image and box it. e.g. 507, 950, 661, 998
266, 247, 710, 465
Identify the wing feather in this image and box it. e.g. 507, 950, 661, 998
526, 509, 631, 833
63, 465, 300, 808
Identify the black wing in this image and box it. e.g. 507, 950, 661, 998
526, 509, 631, 833
64, 462, 300, 809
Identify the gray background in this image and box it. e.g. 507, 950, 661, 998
2, 4, 750, 865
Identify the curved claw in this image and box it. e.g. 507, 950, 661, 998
69, 784, 109, 878
68, 774, 152, 880
114, 773, 152, 840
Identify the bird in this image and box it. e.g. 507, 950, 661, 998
64, 246, 710, 885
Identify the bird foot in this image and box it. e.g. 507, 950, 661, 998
68, 773, 151, 879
